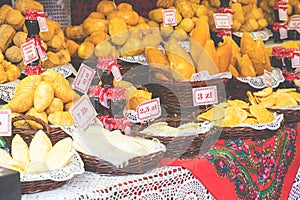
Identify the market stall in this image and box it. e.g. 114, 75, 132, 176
0, 0, 300, 199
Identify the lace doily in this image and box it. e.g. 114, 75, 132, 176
288, 166, 300, 200
21, 166, 215, 200
0, 80, 19, 102
21, 150, 84, 182
228, 113, 284, 130
232, 28, 273, 41
118, 54, 148, 65
190, 71, 232, 82
236, 68, 284, 89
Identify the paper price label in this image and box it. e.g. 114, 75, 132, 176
111, 65, 122, 82
72, 63, 96, 94
279, 8, 288, 21
213, 13, 231, 29
162, 9, 177, 26
70, 95, 97, 129
37, 11, 48, 32
279, 27, 288, 39
264, 70, 272, 88
191, 71, 211, 81
137, 98, 161, 121
288, 16, 300, 30
36, 44, 48, 62
0, 110, 11, 136
21, 39, 39, 65
192, 86, 218, 106
292, 52, 300, 68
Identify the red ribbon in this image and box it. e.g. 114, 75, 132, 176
34, 35, 46, 54
97, 56, 119, 73
25, 9, 43, 20
273, 22, 287, 32
274, 1, 288, 10
286, 48, 300, 59
217, 29, 232, 38
218, 7, 235, 15
89, 86, 126, 101
97, 115, 132, 131
25, 65, 44, 75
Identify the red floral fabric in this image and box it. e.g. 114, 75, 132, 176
160, 123, 300, 200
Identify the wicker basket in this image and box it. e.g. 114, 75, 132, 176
5, 115, 70, 194
132, 117, 217, 158
268, 108, 300, 124
78, 150, 164, 175
148, 68, 229, 117
225, 77, 259, 101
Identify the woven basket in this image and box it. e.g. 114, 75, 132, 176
5, 115, 70, 194
132, 117, 217, 158
268, 108, 300, 124
78, 150, 164, 175
192, 109, 282, 140
225, 77, 259, 101
148, 68, 229, 117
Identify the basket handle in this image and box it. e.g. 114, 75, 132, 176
149, 67, 176, 85
12, 115, 51, 135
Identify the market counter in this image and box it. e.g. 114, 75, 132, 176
21, 123, 300, 200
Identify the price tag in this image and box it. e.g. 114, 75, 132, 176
191, 71, 211, 81
111, 64, 122, 82
21, 39, 39, 65
292, 51, 300, 68
136, 98, 161, 121
70, 95, 97, 129
72, 63, 96, 94
264, 70, 272, 88
279, 27, 288, 39
288, 16, 300, 30
37, 11, 48, 32
192, 86, 218, 106
213, 13, 231, 29
36, 43, 48, 62
278, 7, 288, 21
0, 110, 11, 136
162, 9, 177, 26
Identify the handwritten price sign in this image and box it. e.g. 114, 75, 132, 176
214, 13, 231, 29
292, 51, 300, 68
288, 16, 300, 30
162, 9, 177, 26
192, 86, 218, 106
137, 98, 161, 121
0, 110, 11, 136
21, 39, 39, 65
72, 63, 96, 94
70, 95, 97, 129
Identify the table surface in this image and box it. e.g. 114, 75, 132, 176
21, 165, 300, 200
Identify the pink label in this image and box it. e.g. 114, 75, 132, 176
0, 110, 11, 136
292, 53, 300, 68
162, 9, 177, 26
21, 39, 39, 65
264, 70, 272, 88
111, 65, 122, 82
279, 27, 288, 39
72, 63, 96, 94
36, 43, 48, 62
137, 98, 161, 121
70, 95, 97, 129
37, 13, 48, 32
192, 86, 218, 106
278, 8, 288, 21
214, 13, 231, 29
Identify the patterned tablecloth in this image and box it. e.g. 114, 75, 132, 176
21, 166, 215, 200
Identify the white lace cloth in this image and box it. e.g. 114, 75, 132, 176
21, 166, 215, 200
289, 166, 300, 200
